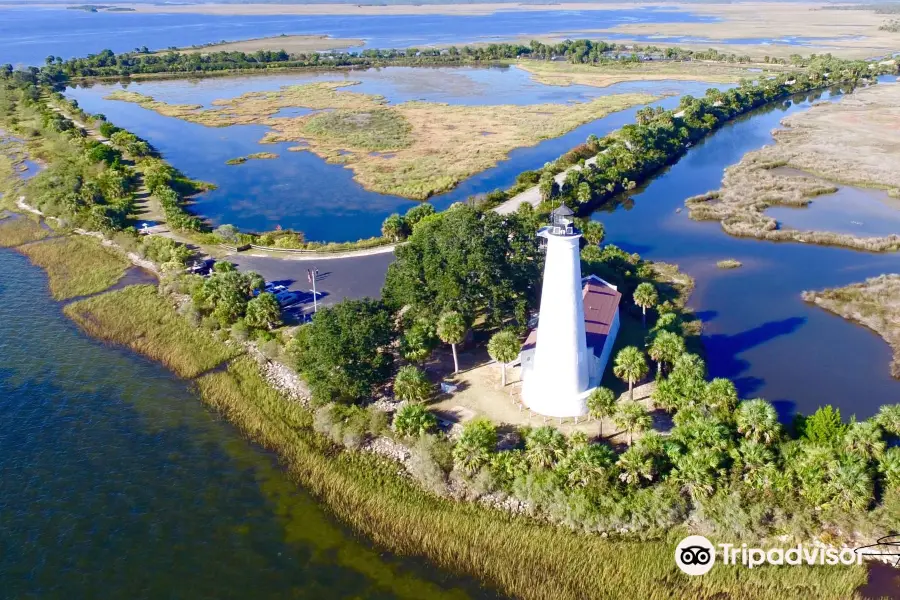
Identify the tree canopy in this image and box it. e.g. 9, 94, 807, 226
291, 299, 394, 404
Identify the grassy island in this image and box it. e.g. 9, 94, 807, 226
716, 258, 743, 269
515, 59, 786, 89
803, 275, 900, 378
106, 84, 659, 199
687, 83, 900, 252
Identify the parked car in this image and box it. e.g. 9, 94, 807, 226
275, 290, 302, 307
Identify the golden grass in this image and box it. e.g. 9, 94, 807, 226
515, 60, 784, 89
106, 83, 657, 199
803, 274, 900, 378
717, 258, 743, 269
193, 356, 868, 600
688, 84, 900, 252
225, 152, 278, 165
19, 235, 129, 300
64, 284, 240, 378
0, 217, 50, 247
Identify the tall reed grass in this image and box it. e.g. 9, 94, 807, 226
64, 284, 240, 378
0, 217, 50, 248
20, 235, 129, 299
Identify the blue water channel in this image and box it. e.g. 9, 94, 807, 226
66, 66, 716, 240
590, 84, 900, 419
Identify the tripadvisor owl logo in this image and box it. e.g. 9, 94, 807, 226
675, 535, 716, 576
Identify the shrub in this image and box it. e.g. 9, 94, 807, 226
393, 402, 438, 437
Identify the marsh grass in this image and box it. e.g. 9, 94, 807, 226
0, 217, 50, 247
194, 358, 868, 600
246, 152, 278, 160
19, 235, 130, 300
688, 84, 900, 252
108, 85, 657, 199
64, 284, 240, 378
516, 60, 787, 88
302, 108, 412, 151
225, 157, 247, 165
717, 258, 743, 269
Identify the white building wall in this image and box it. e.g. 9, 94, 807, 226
522, 229, 590, 417
594, 309, 620, 386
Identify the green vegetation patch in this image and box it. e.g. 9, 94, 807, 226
0, 217, 50, 247
194, 358, 869, 600
64, 284, 240, 378
301, 108, 412, 151
717, 259, 743, 269
247, 152, 278, 160
20, 235, 130, 300
225, 157, 247, 166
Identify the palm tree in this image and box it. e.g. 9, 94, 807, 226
647, 330, 685, 377
617, 447, 655, 486
613, 346, 648, 401
559, 444, 615, 488
525, 426, 568, 469
452, 418, 498, 476
614, 400, 652, 444
436, 310, 467, 374
586, 387, 616, 437
392, 402, 438, 437
702, 377, 739, 416
393, 365, 432, 403
632, 282, 658, 326
732, 439, 777, 490
826, 458, 873, 512
879, 447, 900, 490
581, 219, 605, 246
672, 448, 720, 501
735, 398, 781, 444
876, 404, 900, 437
487, 330, 520, 387
843, 420, 885, 460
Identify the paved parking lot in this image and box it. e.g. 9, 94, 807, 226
230, 251, 396, 319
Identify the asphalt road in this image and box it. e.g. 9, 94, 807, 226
230, 251, 395, 318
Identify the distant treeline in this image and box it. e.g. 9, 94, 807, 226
15, 39, 777, 82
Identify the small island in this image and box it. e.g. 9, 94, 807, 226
225, 152, 279, 165
716, 258, 742, 269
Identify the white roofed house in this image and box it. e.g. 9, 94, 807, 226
519, 207, 622, 418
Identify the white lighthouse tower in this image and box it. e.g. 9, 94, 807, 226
521, 206, 591, 417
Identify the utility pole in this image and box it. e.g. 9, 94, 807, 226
308, 267, 319, 313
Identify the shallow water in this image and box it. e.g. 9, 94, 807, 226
767, 183, 900, 238
66, 68, 715, 240
2, 6, 713, 67
0, 248, 495, 600
590, 87, 900, 418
